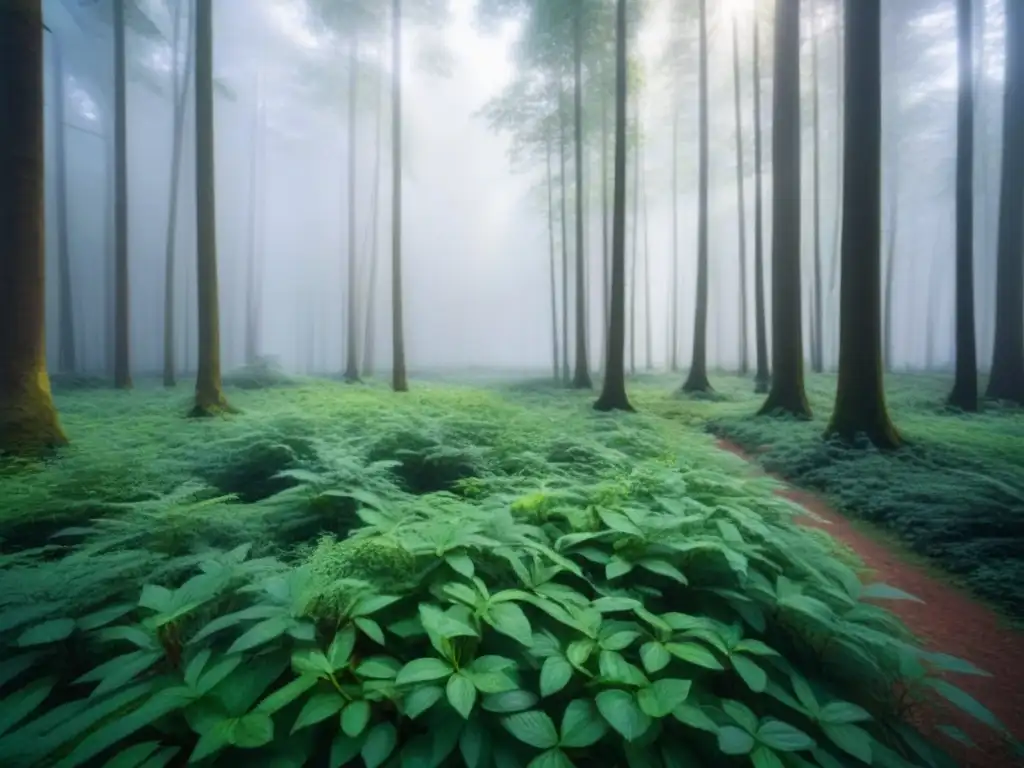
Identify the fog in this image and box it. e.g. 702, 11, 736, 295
40, 0, 1007, 379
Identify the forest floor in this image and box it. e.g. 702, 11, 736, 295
0, 368, 1022, 766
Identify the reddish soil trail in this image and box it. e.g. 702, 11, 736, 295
717, 440, 1024, 768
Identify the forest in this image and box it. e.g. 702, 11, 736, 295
1, 0, 1023, 766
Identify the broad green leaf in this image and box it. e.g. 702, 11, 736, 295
459, 718, 491, 767
469, 669, 517, 694
342, 700, 372, 737
330, 733, 364, 768
732, 655, 767, 692
722, 700, 759, 733
446, 553, 475, 579
255, 674, 319, 715
188, 605, 280, 645
361, 722, 397, 768
447, 673, 477, 719
356, 656, 402, 679
860, 583, 923, 603
605, 558, 634, 580
756, 719, 815, 752
184, 650, 212, 690
100, 741, 162, 768
0, 652, 41, 689
396, 658, 454, 686
188, 719, 233, 763
639, 642, 671, 674
637, 679, 692, 718
227, 616, 291, 655
598, 650, 648, 687
354, 617, 386, 645
292, 692, 346, 733
591, 596, 641, 613
78, 604, 136, 632
672, 703, 721, 733
821, 723, 873, 763
751, 745, 786, 768
559, 699, 607, 748
638, 559, 688, 585
230, 712, 274, 748
600, 630, 641, 651
138, 585, 173, 613
527, 749, 574, 768
291, 650, 334, 679
733, 639, 778, 657
351, 595, 400, 618
818, 701, 872, 725
566, 639, 595, 668
598, 510, 644, 536
87, 651, 164, 698
666, 642, 723, 670
196, 655, 244, 696
925, 679, 1004, 731
488, 603, 533, 647
540, 656, 573, 697
923, 652, 990, 677
17, 619, 76, 646
717, 726, 756, 755
483, 689, 539, 714
790, 674, 819, 715
402, 685, 445, 718
0, 678, 55, 737
595, 689, 650, 742
502, 710, 560, 749
328, 625, 357, 670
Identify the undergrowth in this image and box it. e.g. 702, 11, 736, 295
0, 373, 1017, 765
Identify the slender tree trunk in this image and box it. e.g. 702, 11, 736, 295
759, 0, 811, 417
362, 57, 385, 378
883, 165, 899, 368
0, 0, 68, 455
244, 69, 263, 367
546, 128, 560, 381
683, 0, 711, 393
390, 0, 408, 392
811, 0, 824, 373
601, 66, 610, 373
53, 37, 76, 374
828, 0, 844, 365
629, 91, 639, 377
344, 33, 360, 382
113, 0, 131, 389
642, 142, 653, 370
752, 11, 770, 393
595, 0, 633, 413
731, 14, 748, 376
670, 84, 680, 372
825, 0, 900, 447
190, 0, 231, 416
572, 4, 592, 389
163, 0, 194, 386
559, 87, 570, 384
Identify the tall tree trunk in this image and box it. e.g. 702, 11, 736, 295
362, 57, 384, 378
546, 127, 559, 381
344, 34, 360, 382
163, 0, 194, 386
601, 66, 610, 373
559, 87, 570, 384
595, 0, 633, 413
113, 0, 131, 389
670, 82, 680, 372
190, 0, 231, 416
0, 0, 68, 455
642, 142, 653, 370
53, 37, 76, 374
731, 13, 748, 376
572, 5, 592, 389
759, 0, 811, 417
244, 69, 263, 367
883, 165, 898, 368
810, 0, 824, 373
985, 0, 1024, 403
752, 11, 770, 393
828, 0, 844, 364
825, 0, 900, 447
629, 92, 639, 376
390, 0, 408, 392
683, 0, 712, 393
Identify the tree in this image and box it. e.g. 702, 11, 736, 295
546, 125, 560, 380
362, 25, 387, 379
985, 0, 1024, 404
758, 0, 810, 417
594, 0, 632, 413
570, 1, 592, 389
809, 0, 824, 373
163, 0, 195, 387
824, 0, 899, 448
113, 0, 132, 390
53, 36, 76, 375
731, 10, 748, 376
391, 0, 409, 392
948, 0, 977, 411
0, 0, 68, 455
682, 0, 711, 394
752, 9, 770, 393
344, 30, 361, 383
559, 87, 571, 384
244, 71, 265, 367
189, 0, 232, 417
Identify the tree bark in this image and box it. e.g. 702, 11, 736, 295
344, 33, 360, 382
810, 0, 824, 373
752, 11, 770, 393
54, 37, 76, 375
595, 0, 633, 413
731, 14, 748, 376
683, 0, 711, 394
758, 0, 811, 417
559, 87, 570, 385
390, 0, 408, 392
825, 0, 900, 447
571, 3, 592, 389
629, 94, 639, 377
0, 0, 68, 455
244, 68, 263, 367
190, 0, 232, 417
670, 79, 680, 372
883, 160, 899, 369
546, 126, 560, 381
641, 140, 653, 370
828, 0, 844, 364
362, 54, 384, 378
113, 0, 131, 389
600, 64, 610, 373
985, 0, 1024, 403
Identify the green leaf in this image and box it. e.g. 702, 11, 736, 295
672, 703, 720, 733
459, 718, 491, 767
756, 719, 815, 752
354, 617, 386, 645
637, 679, 692, 718
361, 722, 398, 768
559, 699, 607, 748
821, 723, 873, 763
85, 651, 164, 698
860, 583, 923, 602
184, 650, 212, 690
447, 673, 477, 719
818, 701, 872, 725
487, 603, 533, 646
351, 595, 400, 618
0, 678, 55, 737
733, 639, 778, 657
605, 558, 634, 580
598, 510, 644, 536
17, 618, 76, 646
666, 642, 723, 670
330, 732, 365, 768
230, 712, 274, 748
790, 674, 819, 714
925, 679, 1004, 731
723, 700, 758, 732
292, 650, 334, 679
540, 656, 573, 697
600, 630, 641, 651
0, 652, 41, 689
598, 650, 648, 687
566, 639, 595, 668
396, 657, 455, 686
227, 616, 291, 654
100, 741, 162, 768
446, 553, 475, 579
751, 746, 786, 768
188, 605, 279, 645
138, 585, 173, 613
717, 726, 756, 755
342, 700, 372, 737
595, 689, 650, 742
328, 625, 357, 670
403, 685, 445, 718
732, 655, 767, 692
188, 719, 233, 763
292, 692, 346, 733
482, 689, 539, 714
255, 674, 319, 715
356, 656, 402, 679
640, 642, 671, 674
527, 749, 574, 768
638, 559, 688, 584
78, 604, 136, 632
196, 655, 244, 695
502, 710, 560, 749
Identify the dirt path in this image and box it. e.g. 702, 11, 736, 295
717, 440, 1024, 768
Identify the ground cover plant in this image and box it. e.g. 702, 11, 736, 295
0, 377, 1016, 766
655, 373, 1024, 620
